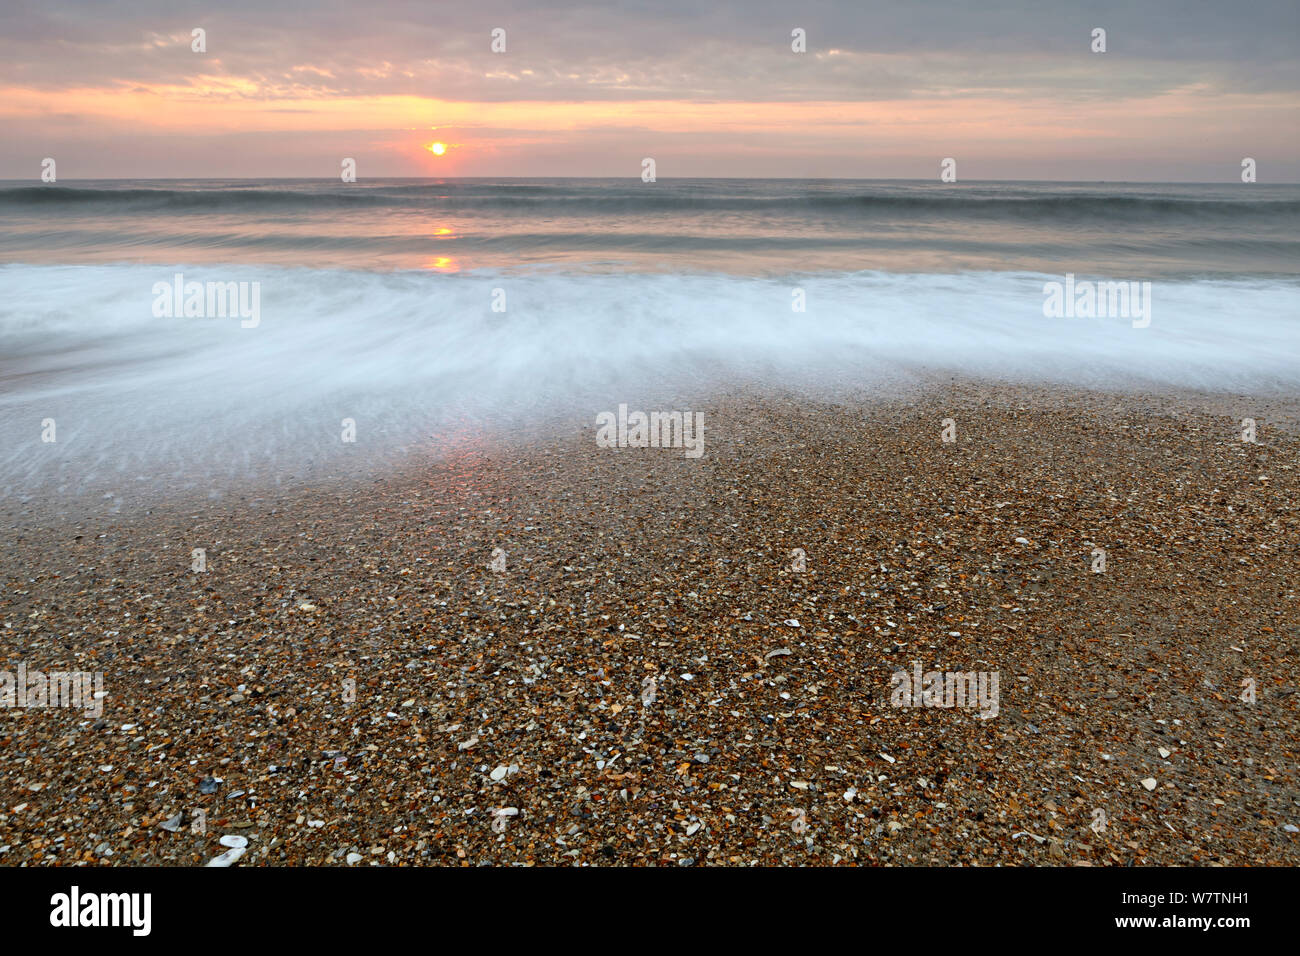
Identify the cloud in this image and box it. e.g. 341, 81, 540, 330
1, 1, 1295, 178
2, 0, 1297, 101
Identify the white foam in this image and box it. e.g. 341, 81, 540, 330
2, 264, 1297, 493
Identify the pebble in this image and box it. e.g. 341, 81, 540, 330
5, 386, 1297, 868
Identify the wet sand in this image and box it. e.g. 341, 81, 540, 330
1, 380, 1297, 866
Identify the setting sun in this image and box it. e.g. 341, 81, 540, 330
427, 141, 447, 155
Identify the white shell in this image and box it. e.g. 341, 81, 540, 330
205, 846, 247, 867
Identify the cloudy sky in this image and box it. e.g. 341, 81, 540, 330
2, 0, 1297, 180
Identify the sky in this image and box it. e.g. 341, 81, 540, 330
2, 0, 1297, 181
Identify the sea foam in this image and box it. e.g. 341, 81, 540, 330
2, 263, 1297, 493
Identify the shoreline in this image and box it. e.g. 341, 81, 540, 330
9, 373, 1300, 522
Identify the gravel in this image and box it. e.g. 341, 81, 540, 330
1, 380, 1297, 866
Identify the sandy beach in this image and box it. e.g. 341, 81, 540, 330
1, 378, 1296, 866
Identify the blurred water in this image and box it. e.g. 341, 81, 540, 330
2, 179, 1297, 496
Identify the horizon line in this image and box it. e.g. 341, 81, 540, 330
4, 176, 1294, 186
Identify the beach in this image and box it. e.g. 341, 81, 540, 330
2, 379, 1296, 866
4, 2, 1300, 932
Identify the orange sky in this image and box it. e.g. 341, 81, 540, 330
2, 2, 1296, 180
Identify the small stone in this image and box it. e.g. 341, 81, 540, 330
1158, 747, 1171, 759
490, 766, 508, 781
219, 835, 248, 849
346, 852, 363, 865
158, 813, 183, 832
1141, 777, 1158, 791
199, 776, 219, 795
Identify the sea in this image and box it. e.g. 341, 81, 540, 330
2, 178, 1298, 493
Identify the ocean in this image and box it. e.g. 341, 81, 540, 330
3, 178, 1298, 275
2, 178, 1298, 494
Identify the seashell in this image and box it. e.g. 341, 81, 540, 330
205, 846, 247, 867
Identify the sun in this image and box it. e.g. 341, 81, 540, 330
427, 142, 447, 156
